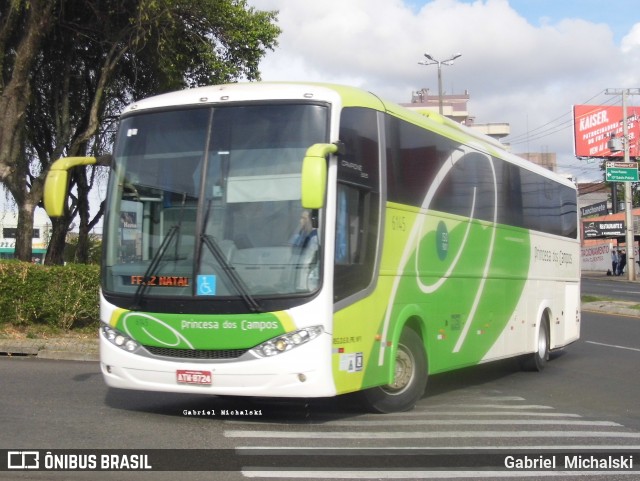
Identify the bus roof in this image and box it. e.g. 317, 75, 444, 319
123, 82, 575, 190
123, 82, 384, 113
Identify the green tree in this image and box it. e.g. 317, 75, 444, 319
0, 0, 55, 262
0, 0, 280, 264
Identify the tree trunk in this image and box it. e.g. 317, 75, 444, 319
45, 216, 70, 265
14, 204, 34, 261
0, 1, 53, 177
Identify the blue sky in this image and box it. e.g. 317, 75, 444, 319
501, 0, 639, 42
407, 0, 638, 42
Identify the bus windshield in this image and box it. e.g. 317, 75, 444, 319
102, 103, 328, 303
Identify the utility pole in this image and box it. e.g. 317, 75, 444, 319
605, 88, 640, 280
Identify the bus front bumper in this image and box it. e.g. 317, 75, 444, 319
99, 334, 336, 398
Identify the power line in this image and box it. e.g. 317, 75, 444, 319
506, 90, 621, 146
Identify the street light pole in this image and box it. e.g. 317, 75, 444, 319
418, 53, 461, 115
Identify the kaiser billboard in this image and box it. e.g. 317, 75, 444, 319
573, 105, 640, 158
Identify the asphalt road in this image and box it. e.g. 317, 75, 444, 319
582, 274, 640, 302
1, 307, 639, 480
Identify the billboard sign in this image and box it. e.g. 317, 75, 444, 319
573, 105, 640, 158
583, 220, 625, 239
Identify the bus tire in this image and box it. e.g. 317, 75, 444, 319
359, 328, 427, 413
521, 314, 549, 372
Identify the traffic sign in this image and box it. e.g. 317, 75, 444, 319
605, 161, 639, 182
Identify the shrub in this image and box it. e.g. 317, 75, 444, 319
0, 261, 100, 330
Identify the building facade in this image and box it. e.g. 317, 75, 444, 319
401, 89, 511, 143
0, 210, 51, 262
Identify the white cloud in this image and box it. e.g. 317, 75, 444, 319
621, 23, 640, 53
248, 0, 640, 181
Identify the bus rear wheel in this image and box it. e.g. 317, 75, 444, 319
359, 328, 427, 413
521, 314, 550, 372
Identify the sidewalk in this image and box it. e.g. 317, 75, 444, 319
582, 269, 640, 281
0, 336, 98, 362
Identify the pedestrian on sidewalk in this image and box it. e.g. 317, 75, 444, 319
618, 249, 627, 276
612, 248, 619, 276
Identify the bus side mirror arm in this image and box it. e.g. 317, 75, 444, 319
301, 143, 340, 209
44, 156, 99, 217
95, 154, 113, 167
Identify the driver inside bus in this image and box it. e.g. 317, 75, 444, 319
289, 210, 319, 291
290, 210, 318, 251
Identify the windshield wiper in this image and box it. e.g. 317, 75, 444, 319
196, 199, 262, 313
199, 234, 262, 313
130, 193, 187, 310
130, 223, 180, 310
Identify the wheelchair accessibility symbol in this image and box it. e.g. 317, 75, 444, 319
197, 275, 217, 296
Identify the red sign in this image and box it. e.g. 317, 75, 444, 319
573, 105, 640, 158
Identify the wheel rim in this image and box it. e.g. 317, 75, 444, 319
382, 344, 415, 394
537, 326, 547, 358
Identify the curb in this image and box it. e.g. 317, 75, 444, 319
36, 350, 99, 362
581, 301, 640, 318
0, 338, 98, 362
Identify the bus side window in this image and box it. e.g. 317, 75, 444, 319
334, 107, 380, 302
336, 184, 364, 264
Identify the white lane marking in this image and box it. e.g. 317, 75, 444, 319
586, 341, 640, 352
226, 430, 640, 439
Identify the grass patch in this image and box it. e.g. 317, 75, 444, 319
581, 295, 606, 303
0, 322, 98, 340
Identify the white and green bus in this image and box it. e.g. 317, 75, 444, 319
44, 82, 580, 412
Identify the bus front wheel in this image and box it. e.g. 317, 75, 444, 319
360, 328, 427, 413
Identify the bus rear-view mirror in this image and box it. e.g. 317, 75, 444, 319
301, 143, 338, 209
44, 156, 98, 217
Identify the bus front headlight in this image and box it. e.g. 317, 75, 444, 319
250, 326, 323, 358
101, 324, 139, 353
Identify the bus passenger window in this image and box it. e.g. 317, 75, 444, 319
336, 184, 363, 264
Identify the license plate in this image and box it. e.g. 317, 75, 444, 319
176, 370, 212, 386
